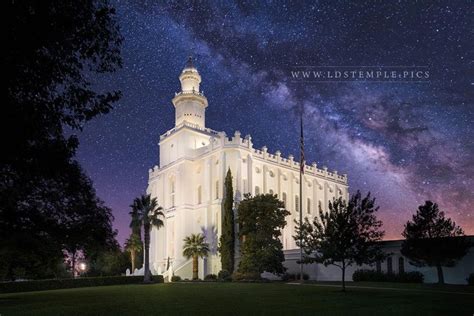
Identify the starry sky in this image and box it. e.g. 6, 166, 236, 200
76, 1, 473, 245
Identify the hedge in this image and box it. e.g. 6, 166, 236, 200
282, 273, 309, 281
352, 269, 424, 283
0, 275, 164, 294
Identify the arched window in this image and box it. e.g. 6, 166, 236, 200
197, 186, 202, 204
295, 195, 300, 212
307, 198, 311, 214
282, 192, 287, 208
255, 186, 260, 195
215, 181, 219, 199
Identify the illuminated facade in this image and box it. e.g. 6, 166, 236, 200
146, 58, 349, 279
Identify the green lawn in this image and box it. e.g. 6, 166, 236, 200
1, 282, 473, 316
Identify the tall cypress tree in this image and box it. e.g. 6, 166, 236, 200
220, 169, 235, 273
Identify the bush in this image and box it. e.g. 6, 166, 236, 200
171, 275, 181, 282
217, 270, 232, 281
282, 273, 309, 281
467, 273, 474, 285
231, 271, 261, 281
352, 269, 423, 283
204, 274, 217, 281
0, 275, 164, 294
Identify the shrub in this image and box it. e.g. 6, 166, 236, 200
204, 274, 217, 281
467, 273, 474, 285
282, 273, 309, 281
231, 271, 261, 281
171, 275, 181, 282
352, 269, 423, 283
217, 270, 232, 281
0, 275, 164, 294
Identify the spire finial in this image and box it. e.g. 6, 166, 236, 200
186, 55, 194, 69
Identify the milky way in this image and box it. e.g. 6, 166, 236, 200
76, 1, 473, 244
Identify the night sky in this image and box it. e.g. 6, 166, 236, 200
76, 1, 473, 245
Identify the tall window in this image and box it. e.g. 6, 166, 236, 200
295, 195, 299, 212
255, 186, 260, 195
170, 178, 175, 207
282, 192, 287, 208
398, 257, 405, 274
197, 186, 202, 204
215, 181, 219, 199
307, 198, 311, 214
387, 257, 393, 274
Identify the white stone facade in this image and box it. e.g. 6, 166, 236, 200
147, 60, 349, 279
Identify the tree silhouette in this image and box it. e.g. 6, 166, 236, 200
219, 169, 235, 273
1, 0, 122, 280
401, 201, 470, 284
295, 191, 385, 291
130, 194, 164, 283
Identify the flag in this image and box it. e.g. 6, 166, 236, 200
300, 111, 305, 174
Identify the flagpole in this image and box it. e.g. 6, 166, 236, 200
299, 106, 304, 283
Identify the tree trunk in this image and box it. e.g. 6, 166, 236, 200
193, 256, 198, 280
144, 225, 151, 283
131, 250, 136, 272
341, 261, 346, 292
71, 250, 76, 279
436, 264, 445, 284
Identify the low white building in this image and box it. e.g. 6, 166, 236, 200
146, 58, 349, 279
284, 237, 474, 284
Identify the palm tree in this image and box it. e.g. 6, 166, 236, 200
124, 233, 143, 272
131, 194, 164, 283
183, 233, 210, 280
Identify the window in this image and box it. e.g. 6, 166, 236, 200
269, 189, 274, 195
398, 257, 405, 274
171, 179, 175, 193
170, 178, 176, 207
295, 195, 299, 212
197, 186, 202, 204
387, 257, 393, 274
255, 186, 260, 195
215, 181, 219, 199
282, 192, 287, 208
307, 198, 311, 214
318, 200, 322, 211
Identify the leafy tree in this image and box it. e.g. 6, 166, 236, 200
125, 233, 143, 272
219, 169, 235, 273
88, 249, 129, 277
401, 201, 471, 284
183, 234, 210, 280
130, 194, 164, 283
237, 193, 290, 276
1, 0, 122, 280
295, 191, 385, 291
61, 165, 118, 278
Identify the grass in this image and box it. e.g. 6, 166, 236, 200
0, 282, 473, 316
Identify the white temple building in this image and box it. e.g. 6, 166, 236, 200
146, 58, 349, 279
